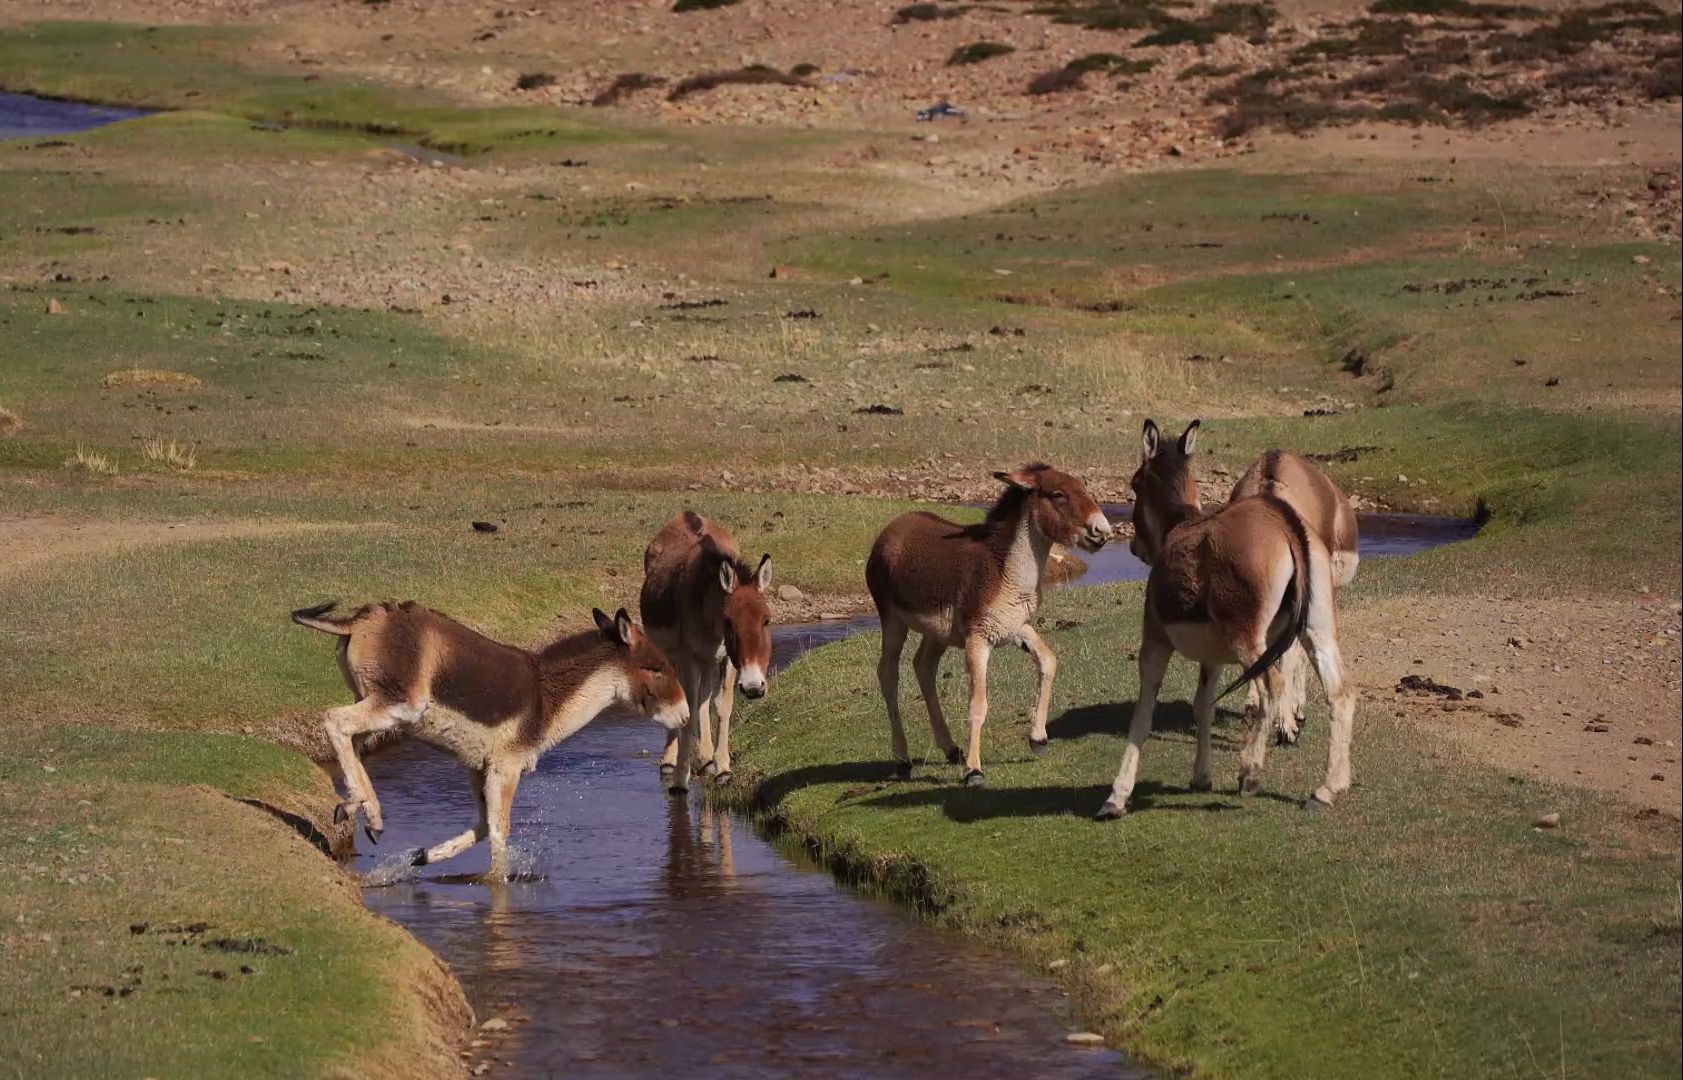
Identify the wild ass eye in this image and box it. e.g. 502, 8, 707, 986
1049, 489, 1068, 501
762, 616, 771, 628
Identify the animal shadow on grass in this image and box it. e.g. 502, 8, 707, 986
1048, 699, 1245, 748
858, 779, 1266, 822
753, 759, 911, 808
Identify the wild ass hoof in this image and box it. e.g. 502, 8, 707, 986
1303, 793, 1332, 811
1093, 799, 1127, 821
1028, 736, 1049, 756
894, 760, 914, 780
658, 763, 676, 779
667, 785, 689, 798
1238, 774, 1261, 796
713, 771, 733, 785
406, 847, 428, 867
1188, 775, 1213, 794
963, 768, 986, 788
701, 760, 719, 778
364, 823, 383, 844
1274, 729, 1299, 748
945, 747, 964, 766
334, 802, 350, 825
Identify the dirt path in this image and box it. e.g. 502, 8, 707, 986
0, 516, 354, 582
1345, 594, 1683, 815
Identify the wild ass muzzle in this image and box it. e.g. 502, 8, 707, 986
866, 464, 1113, 786
1230, 450, 1360, 746
1097, 420, 1358, 820
292, 600, 686, 878
640, 511, 774, 793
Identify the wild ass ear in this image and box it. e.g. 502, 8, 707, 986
992, 469, 1035, 491
1179, 419, 1201, 455
1141, 419, 1161, 462
593, 607, 633, 647
754, 553, 773, 591
718, 558, 738, 594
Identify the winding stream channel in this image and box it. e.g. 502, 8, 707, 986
358, 512, 1477, 1077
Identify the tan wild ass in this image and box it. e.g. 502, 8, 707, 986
1231, 451, 1359, 746
640, 512, 774, 793
1097, 420, 1357, 819
292, 600, 687, 877
866, 464, 1114, 785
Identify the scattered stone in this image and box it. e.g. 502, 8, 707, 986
46, 298, 66, 315
1635, 736, 1655, 745
1397, 674, 1463, 701
480, 1017, 511, 1032
776, 584, 805, 602
784, 309, 821, 320
855, 403, 903, 416
1066, 1031, 1106, 1047
819, 611, 849, 621
1047, 958, 1069, 970
773, 372, 810, 384
471, 521, 500, 533
1534, 812, 1560, 829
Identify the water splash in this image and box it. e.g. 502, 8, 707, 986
362, 848, 426, 887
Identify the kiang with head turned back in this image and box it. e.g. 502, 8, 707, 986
866, 463, 1114, 785
640, 511, 774, 793
1229, 450, 1360, 747
292, 600, 687, 880
1097, 420, 1359, 821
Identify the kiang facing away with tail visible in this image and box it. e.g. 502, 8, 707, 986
292, 600, 687, 879
1098, 419, 1358, 821
1230, 450, 1360, 746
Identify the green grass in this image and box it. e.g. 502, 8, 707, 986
725, 582, 1683, 1078
0, 21, 622, 155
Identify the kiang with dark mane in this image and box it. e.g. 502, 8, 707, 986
865, 463, 1114, 784
292, 599, 687, 879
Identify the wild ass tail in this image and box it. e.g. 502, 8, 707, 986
290, 599, 356, 636
1219, 494, 1313, 700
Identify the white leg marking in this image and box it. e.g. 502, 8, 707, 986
1016, 624, 1059, 746
1103, 639, 1171, 814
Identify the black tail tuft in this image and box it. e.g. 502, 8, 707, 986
291, 599, 338, 623
291, 600, 354, 634
1219, 495, 1313, 700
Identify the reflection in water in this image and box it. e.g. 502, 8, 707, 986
355, 510, 1476, 1075
360, 725, 1137, 1078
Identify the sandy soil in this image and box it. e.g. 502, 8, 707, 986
0, 515, 355, 581
1346, 594, 1683, 815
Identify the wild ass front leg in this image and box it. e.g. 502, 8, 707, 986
961, 637, 993, 786
1096, 638, 1170, 820
1190, 664, 1220, 793
1015, 624, 1059, 754
323, 697, 408, 843
712, 669, 737, 782
484, 766, 521, 882
912, 637, 961, 765
669, 680, 705, 796
415, 768, 488, 868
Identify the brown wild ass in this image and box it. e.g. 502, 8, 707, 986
1230, 451, 1360, 746
292, 600, 687, 877
1097, 420, 1358, 819
640, 512, 774, 793
866, 464, 1114, 785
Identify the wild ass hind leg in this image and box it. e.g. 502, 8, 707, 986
876, 617, 914, 777
1015, 624, 1059, 755
711, 665, 737, 783
324, 697, 418, 843
484, 765, 522, 882
1097, 636, 1171, 820
669, 688, 705, 796
1238, 657, 1284, 796
1301, 613, 1357, 809
1272, 642, 1309, 747
912, 635, 961, 766
414, 767, 488, 868
960, 637, 994, 787
1190, 664, 1220, 793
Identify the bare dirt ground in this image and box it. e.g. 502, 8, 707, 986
0, 515, 353, 581
1348, 595, 1683, 814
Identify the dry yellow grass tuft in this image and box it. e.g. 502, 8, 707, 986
0, 403, 20, 435
101, 368, 204, 389
64, 443, 119, 475
140, 434, 197, 470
